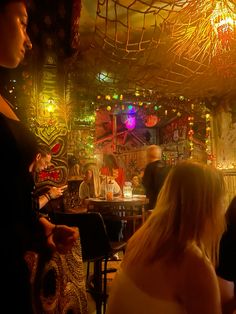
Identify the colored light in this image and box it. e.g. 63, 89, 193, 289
125, 115, 136, 130
113, 94, 119, 100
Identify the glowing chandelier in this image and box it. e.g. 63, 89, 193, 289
211, 1, 236, 50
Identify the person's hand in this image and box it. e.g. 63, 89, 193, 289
48, 185, 67, 199
47, 225, 79, 254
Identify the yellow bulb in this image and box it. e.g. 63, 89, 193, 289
47, 104, 55, 113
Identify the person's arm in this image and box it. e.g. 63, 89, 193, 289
142, 164, 151, 193
38, 193, 51, 209
79, 182, 88, 199
100, 180, 105, 197
39, 217, 79, 254
218, 277, 236, 314
38, 186, 67, 209
79, 182, 90, 205
113, 181, 122, 196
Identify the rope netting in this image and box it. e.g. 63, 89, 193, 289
72, 0, 236, 98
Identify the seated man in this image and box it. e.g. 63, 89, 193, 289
29, 145, 67, 212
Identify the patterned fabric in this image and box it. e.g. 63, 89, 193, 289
25, 240, 88, 314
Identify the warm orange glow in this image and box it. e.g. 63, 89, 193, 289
211, 1, 236, 48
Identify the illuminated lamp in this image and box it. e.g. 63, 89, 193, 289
211, 1, 236, 49
46, 98, 56, 113
125, 115, 136, 130
144, 115, 160, 127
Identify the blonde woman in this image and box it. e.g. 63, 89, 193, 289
106, 161, 226, 314
79, 166, 101, 206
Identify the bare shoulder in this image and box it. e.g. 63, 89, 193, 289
178, 247, 221, 314
182, 246, 215, 279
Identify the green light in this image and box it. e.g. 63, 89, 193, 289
113, 94, 119, 100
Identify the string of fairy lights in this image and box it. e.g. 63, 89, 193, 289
3, 76, 215, 164
93, 93, 215, 163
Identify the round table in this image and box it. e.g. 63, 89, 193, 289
87, 195, 149, 239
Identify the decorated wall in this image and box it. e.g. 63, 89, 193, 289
213, 100, 236, 169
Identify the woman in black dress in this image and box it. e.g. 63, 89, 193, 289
0, 1, 79, 312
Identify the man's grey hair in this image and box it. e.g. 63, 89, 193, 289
146, 145, 162, 161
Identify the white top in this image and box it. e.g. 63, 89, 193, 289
106, 269, 187, 314
79, 181, 95, 199
100, 179, 121, 197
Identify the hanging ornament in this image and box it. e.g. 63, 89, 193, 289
144, 114, 160, 127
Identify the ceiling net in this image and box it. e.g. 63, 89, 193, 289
71, 0, 236, 98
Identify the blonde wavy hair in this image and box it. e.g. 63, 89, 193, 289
124, 161, 226, 268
